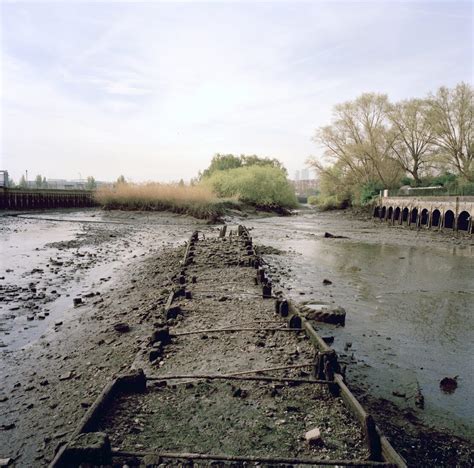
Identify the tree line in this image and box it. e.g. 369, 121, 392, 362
308, 82, 473, 207
9, 175, 129, 190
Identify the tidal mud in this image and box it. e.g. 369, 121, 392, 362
246, 208, 474, 465
0, 207, 472, 467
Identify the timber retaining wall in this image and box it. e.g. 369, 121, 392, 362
0, 188, 96, 210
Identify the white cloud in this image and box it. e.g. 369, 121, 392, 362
1, 1, 472, 182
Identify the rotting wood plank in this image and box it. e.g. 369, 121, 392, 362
146, 373, 333, 385
111, 449, 397, 466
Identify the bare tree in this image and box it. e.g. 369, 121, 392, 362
388, 98, 436, 185
428, 83, 473, 181
313, 93, 401, 188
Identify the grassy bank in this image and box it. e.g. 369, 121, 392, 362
95, 183, 227, 220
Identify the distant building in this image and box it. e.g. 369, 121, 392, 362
294, 170, 300, 181
51, 179, 86, 190
0, 170, 9, 187
290, 178, 319, 197
300, 168, 310, 180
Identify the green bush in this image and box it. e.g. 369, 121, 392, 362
359, 181, 384, 205
203, 165, 297, 210
307, 194, 349, 210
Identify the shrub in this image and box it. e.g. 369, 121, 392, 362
203, 165, 298, 210
308, 194, 349, 210
359, 181, 384, 205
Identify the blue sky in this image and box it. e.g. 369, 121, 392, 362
1, 1, 472, 183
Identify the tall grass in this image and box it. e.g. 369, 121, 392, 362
94, 183, 225, 220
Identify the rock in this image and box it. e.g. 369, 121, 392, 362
305, 427, 323, 446
166, 305, 182, 319
322, 336, 334, 345
1, 423, 15, 431
113, 322, 130, 333
0, 395, 8, 402
73, 297, 83, 306
322, 279, 332, 285
392, 390, 406, 398
0, 458, 13, 467
232, 387, 248, 398
149, 348, 162, 362
150, 327, 171, 345
59, 371, 73, 381
440, 376, 458, 394
415, 388, 425, 409
324, 232, 348, 239
218, 296, 228, 302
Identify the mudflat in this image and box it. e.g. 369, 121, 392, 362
0, 208, 473, 467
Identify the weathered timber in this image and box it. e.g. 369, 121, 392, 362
112, 449, 397, 466
0, 187, 95, 210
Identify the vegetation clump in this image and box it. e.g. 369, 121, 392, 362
203, 164, 298, 212
95, 155, 297, 219
95, 182, 225, 220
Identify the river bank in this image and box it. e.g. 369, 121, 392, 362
0, 208, 472, 466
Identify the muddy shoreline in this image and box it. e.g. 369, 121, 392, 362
0, 208, 473, 466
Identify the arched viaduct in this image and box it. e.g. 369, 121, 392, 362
374, 196, 474, 234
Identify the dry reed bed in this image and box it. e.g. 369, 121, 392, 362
94, 183, 227, 220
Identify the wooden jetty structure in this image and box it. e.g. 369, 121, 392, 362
0, 187, 95, 210
50, 225, 406, 467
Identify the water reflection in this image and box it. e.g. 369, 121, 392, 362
249, 213, 474, 437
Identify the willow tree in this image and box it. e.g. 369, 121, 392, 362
388, 98, 436, 185
312, 93, 401, 190
428, 83, 473, 181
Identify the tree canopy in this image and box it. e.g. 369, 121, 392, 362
309, 82, 474, 207
201, 154, 287, 179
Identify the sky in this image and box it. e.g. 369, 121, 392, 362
1, 1, 472, 183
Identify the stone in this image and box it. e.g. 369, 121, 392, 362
1, 423, 15, 431
73, 297, 83, 306
305, 427, 323, 446
440, 376, 458, 394
113, 322, 130, 333
59, 371, 73, 381
149, 349, 162, 362
322, 279, 332, 285
166, 305, 181, 319
0, 458, 12, 467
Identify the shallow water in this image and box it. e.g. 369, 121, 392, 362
247, 212, 474, 438
0, 210, 198, 351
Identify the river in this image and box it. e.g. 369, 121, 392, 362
246, 209, 474, 440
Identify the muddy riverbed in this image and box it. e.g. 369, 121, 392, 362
0, 207, 473, 466
246, 208, 474, 464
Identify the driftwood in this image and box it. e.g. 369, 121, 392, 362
112, 449, 395, 466
146, 373, 332, 385
223, 362, 313, 376
172, 327, 303, 336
